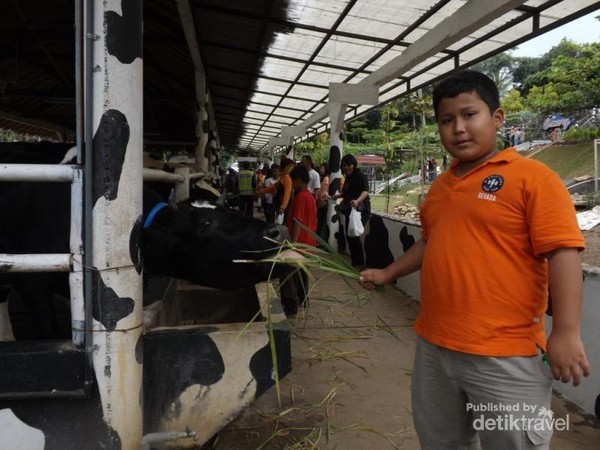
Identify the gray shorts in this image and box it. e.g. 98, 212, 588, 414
411, 336, 554, 450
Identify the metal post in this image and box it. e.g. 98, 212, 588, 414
595, 139, 599, 194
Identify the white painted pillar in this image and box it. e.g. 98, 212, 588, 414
90, 1, 143, 448
327, 103, 346, 251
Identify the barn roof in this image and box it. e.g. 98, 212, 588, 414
0, 0, 598, 152
357, 155, 386, 166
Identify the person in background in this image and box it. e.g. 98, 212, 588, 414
284, 165, 317, 316
223, 166, 239, 208
255, 167, 266, 212
316, 162, 330, 240
237, 162, 256, 217
301, 154, 321, 199
334, 153, 370, 268
258, 157, 295, 223
262, 164, 280, 223
359, 69, 589, 449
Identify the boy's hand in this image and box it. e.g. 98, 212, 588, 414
546, 331, 591, 386
359, 268, 389, 290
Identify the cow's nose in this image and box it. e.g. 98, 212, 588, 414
265, 224, 287, 242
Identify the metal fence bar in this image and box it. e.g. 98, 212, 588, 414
0, 164, 77, 182
0, 254, 71, 272
70, 169, 85, 348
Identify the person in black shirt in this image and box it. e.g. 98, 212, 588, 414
334, 154, 371, 268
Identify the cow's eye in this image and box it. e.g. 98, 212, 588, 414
200, 218, 212, 228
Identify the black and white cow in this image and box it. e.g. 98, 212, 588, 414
0, 143, 290, 340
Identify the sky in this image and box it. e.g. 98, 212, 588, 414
510, 11, 599, 57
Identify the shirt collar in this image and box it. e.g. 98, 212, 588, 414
449, 148, 519, 171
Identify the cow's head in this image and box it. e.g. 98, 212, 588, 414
142, 200, 290, 290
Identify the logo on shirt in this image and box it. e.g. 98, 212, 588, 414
481, 175, 504, 193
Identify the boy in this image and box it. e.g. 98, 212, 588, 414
287, 165, 317, 246
359, 70, 589, 449
284, 165, 317, 315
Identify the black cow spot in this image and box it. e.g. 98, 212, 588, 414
364, 216, 394, 269
129, 215, 144, 274
328, 145, 341, 172
92, 273, 135, 331
202, 119, 209, 135
250, 329, 291, 398
322, 223, 330, 243
329, 177, 341, 197
92, 109, 130, 206
399, 226, 416, 253
105, 0, 143, 64
143, 328, 223, 432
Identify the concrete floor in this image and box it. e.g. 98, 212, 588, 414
214, 269, 600, 449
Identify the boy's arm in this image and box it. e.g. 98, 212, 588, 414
545, 247, 591, 386
359, 238, 426, 289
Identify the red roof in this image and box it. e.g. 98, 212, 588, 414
356, 155, 386, 165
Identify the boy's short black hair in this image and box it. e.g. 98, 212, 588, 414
290, 165, 310, 184
432, 69, 500, 118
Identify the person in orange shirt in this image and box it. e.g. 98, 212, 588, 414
359, 70, 589, 449
258, 157, 295, 223
283, 165, 317, 316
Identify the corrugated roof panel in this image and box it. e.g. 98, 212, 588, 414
287, 0, 350, 29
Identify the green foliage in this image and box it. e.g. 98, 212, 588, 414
472, 53, 514, 97
525, 41, 600, 113
511, 56, 542, 95
585, 191, 600, 208
562, 126, 600, 143
0, 129, 40, 142
526, 83, 560, 113
501, 89, 526, 113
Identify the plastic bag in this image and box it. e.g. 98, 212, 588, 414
275, 212, 284, 225
348, 207, 364, 238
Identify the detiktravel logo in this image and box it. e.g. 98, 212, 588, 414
467, 402, 570, 432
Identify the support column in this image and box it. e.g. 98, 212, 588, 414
89, 1, 143, 448
326, 103, 346, 250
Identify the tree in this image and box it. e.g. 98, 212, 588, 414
526, 83, 560, 114
511, 56, 541, 96
502, 89, 526, 114
472, 53, 514, 97
526, 42, 600, 113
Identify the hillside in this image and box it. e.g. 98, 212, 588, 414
529, 141, 596, 181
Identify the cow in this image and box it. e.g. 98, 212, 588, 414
0, 143, 292, 340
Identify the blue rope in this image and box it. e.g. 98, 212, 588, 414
143, 202, 168, 229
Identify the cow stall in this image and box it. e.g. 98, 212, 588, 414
0, 1, 291, 449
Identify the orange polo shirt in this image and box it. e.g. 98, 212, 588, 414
416, 148, 585, 356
